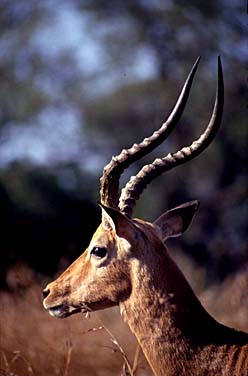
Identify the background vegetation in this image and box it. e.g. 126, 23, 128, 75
0, 1, 247, 375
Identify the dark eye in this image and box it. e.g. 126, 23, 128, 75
90, 247, 107, 259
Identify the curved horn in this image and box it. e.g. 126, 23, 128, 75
99, 57, 201, 208
119, 57, 224, 218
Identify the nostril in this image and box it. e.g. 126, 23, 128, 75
43, 288, 50, 299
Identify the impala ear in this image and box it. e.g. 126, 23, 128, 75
99, 202, 136, 238
153, 201, 199, 241
100, 204, 116, 231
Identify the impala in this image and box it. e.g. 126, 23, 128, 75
43, 57, 248, 375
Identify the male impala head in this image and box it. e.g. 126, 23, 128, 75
43, 57, 224, 319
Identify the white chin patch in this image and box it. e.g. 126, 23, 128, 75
48, 306, 65, 318
47, 305, 79, 318
43, 299, 66, 318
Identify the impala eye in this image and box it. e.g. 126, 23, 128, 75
90, 247, 107, 259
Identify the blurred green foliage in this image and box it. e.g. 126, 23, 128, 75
0, 0, 247, 286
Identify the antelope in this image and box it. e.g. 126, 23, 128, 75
43, 57, 248, 376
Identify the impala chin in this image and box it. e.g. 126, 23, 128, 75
43, 301, 81, 318
47, 305, 67, 318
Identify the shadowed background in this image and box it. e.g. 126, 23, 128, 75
0, 1, 247, 375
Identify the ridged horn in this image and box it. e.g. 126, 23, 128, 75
99, 57, 201, 208
119, 56, 224, 218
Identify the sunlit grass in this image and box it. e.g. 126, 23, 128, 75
1, 261, 248, 376
0, 264, 151, 376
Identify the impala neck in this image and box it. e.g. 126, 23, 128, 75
119, 240, 223, 376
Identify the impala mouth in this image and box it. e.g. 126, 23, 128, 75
43, 299, 91, 318
43, 301, 81, 318
47, 305, 67, 318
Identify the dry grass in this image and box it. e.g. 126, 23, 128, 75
1, 261, 248, 376
0, 264, 151, 376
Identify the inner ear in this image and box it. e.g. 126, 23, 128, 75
100, 204, 117, 231
154, 200, 199, 241
99, 203, 136, 238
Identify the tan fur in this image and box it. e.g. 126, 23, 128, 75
43, 213, 248, 376
42, 58, 246, 374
